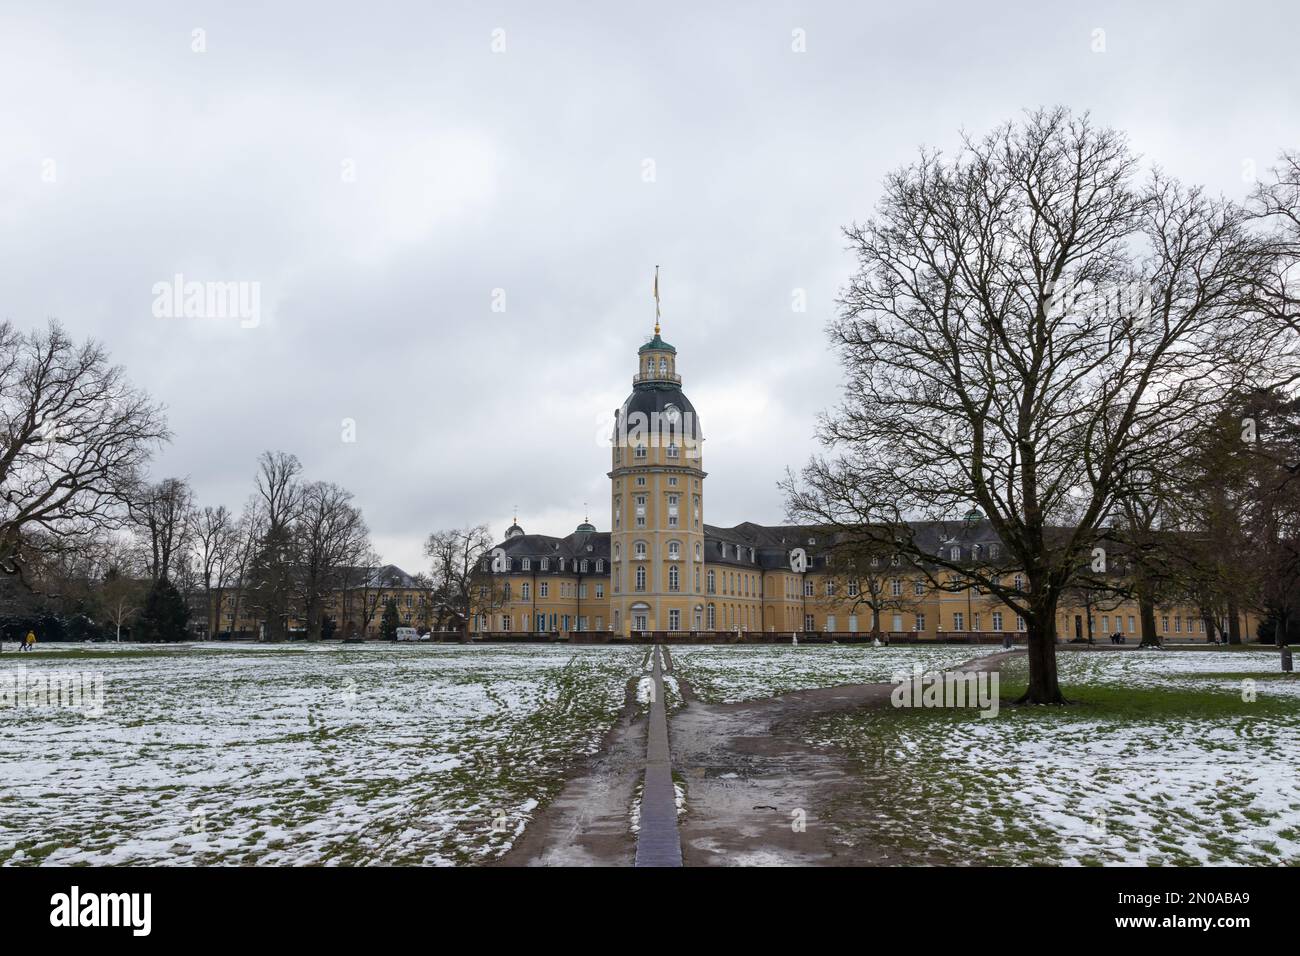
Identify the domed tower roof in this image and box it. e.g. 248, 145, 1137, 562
504, 509, 524, 539
575, 520, 597, 533
638, 333, 676, 354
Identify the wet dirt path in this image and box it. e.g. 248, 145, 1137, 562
501, 647, 1022, 866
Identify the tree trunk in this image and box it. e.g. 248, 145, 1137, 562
1226, 599, 1242, 645
1138, 594, 1160, 647
1018, 598, 1066, 704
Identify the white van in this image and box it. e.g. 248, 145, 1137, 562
395, 627, 420, 642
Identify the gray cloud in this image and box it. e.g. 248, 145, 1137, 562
2, 0, 1296, 572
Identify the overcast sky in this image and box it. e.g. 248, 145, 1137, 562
2, 1, 1297, 573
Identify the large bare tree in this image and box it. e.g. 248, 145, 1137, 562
425, 525, 502, 639
128, 477, 193, 582
191, 504, 234, 638
786, 109, 1296, 703
246, 451, 303, 640
0, 320, 168, 583
296, 481, 370, 641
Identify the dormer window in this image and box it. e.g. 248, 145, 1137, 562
540, 557, 549, 571
521, 558, 531, 571
950, 546, 961, 561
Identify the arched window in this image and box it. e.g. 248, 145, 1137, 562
613, 544, 620, 561
707, 569, 716, 594
659, 357, 667, 373
668, 565, 680, 591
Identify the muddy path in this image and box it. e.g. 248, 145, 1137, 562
500, 647, 1023, 866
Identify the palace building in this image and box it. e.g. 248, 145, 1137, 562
473, 322, 1255, 643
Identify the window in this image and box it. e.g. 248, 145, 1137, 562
848, 581, 859, 597
992, 612, 1003, 631
707, 604, 716, 629
579, 584, 587, 599
635, 566, 646, 591
635, 541, 647, 559
539, 582, 548, 598
580, 559, 588, 573
804, 614, 815, 632
1161, 616, 1169, 633
668, 565, 680, 591
501, 615, 511, 632
913, 580, 925, 595
953, 612, 965, 631
1017, 615, 1026, 631
826, 581, 835, 596
1174, 615, 1182, 633
635, 444, 646, 459
521, 558, 530, 571
891, 579, 902, 597
667, 443, 679, 459
669, 609, 680, 630
669, 476, 678, 486
637, 476, 646, 486
668, 542, 680, 559
914, 613, 926, 631
521, 583, 530, 600
950, 546, 961, 561
1013, 574, 1023, 591
1128, 615, 1135, 632
540, 557, 549, 571
503, 582, 511, 600
613, 544, 620, 561
595, 583, 604, 599
596, 560, 603, 573
707, 570, 716, 594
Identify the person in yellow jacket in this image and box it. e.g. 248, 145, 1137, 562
24, 630, 36, 652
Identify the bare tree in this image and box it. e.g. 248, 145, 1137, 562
296, 481, 370, 641
425, 525, 501, 639
191, 504, 234, 638
222, 504, 264, 639
128, 477, 193, 582
786, 109, 1295, 703
0, 320, 168, 583
247, 451, 303, 640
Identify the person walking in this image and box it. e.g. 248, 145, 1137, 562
24, 630, 36, 652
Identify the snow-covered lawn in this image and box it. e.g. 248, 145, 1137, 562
670, 643, 1002, 703
0, 643, 641, 866
808, 648, 1300, 865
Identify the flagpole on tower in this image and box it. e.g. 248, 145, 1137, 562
653, 265, 661, 336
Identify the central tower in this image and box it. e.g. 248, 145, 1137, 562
609, 317, 706, 634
